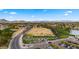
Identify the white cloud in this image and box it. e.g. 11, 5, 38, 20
64, 13, 69, 16
64, 10, 72, 16
3, 11, 16, 15
67, 11, 72, 13
9, 12, 16, 14
31, 15, 35, 18
6, 16, 13, 19
3, 11, 8, 13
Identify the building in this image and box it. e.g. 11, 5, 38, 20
70, 30, 79, 39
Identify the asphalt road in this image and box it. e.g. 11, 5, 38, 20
9, 28, 31, 49
10, 34, 22, 49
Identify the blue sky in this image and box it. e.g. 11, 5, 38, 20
0, 9, 79, 21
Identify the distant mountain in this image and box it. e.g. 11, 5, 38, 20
0, 19, 79, 23
12, 20, 27, 23
0, 19, 8, 23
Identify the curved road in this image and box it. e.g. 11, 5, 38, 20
9, 27, 31, 49
10, 34, 22, 49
